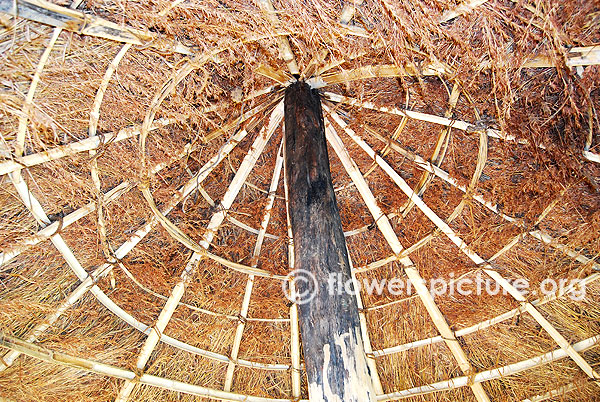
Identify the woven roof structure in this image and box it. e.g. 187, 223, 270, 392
0, 0, 599, 401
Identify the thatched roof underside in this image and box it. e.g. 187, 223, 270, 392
0, 0, 599, 401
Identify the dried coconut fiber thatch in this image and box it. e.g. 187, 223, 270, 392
0, 0, 599, 401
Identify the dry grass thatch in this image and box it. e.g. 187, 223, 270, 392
0, 0, 599, 401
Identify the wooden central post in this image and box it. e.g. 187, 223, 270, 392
284, 81, 376, 401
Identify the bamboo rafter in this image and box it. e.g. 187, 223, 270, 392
282, 132, 302, 399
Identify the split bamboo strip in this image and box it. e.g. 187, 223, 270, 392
116, 103, 284, 402
322, 91, 525, 145
0, 118, 175, 176
282, 133, 302, 399
309, 47, 600, 90
400, 83, 460, 217
340, 0, 363, 24
255, 0, 299, 75
256, 64, 293, 85
0, 334, 304, 402
307, 63, 446, 88
522, 383, 578, 402
377, 335, 600, 400
523, 45, 600, 68
335, 112, 600, 385
0, 0, 196, 55
88, 43, 132, 288
0, 181, 131, 267
347, 251, 384, 395
223, 140, 285, 392
13, 0, 83, 157
324, 121, 491, 402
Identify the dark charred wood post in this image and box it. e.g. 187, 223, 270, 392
284, 81, 376, 401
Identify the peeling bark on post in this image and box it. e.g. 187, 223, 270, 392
284, 81, 376, 402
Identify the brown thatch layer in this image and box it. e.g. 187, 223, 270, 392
1, 0, 599, 401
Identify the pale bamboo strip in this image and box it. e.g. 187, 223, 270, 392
377, 335, 600, 400
324, 121, 491, 402
0, 334, 303, 402
224, 140, 285, 392
583, 150, 600, 163
523, 46, 600, 68
88, 44, 132, 289
117, 104, 284, 402
310, 48, 600, 90
13, 0, 83, 156
0, 0, 195, 55
308, 63, 446, 88
400, 83, 460, 217
0, 181, 130, 267
255, 0, 299, 75
340, 0, 363, 24
0, 118, 174, 176
1, 121, 288, 372
256, 64, 293, 85
522, 383, 578, 402
282, 132, 302, 399
440, 0, 489, 23
335, 112, 600, 384
322, 91, 525, 144
347, 252, 384, 395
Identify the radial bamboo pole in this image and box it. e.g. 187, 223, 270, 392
330, 111, 600, 385
0, 334, 305, 402
224, 141, 285, 391
282, 138, 302, 399
116, 102, 284, 401
322, 91, 523, 144
377, 335, 600, 401
284, 81, 376, 401
347, 252, 384, 395
323, 118, 490, 402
